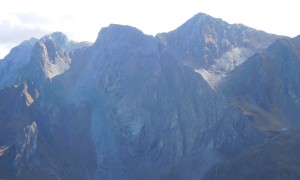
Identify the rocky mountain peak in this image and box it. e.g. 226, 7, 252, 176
157, 13, 278, 89
41, 32, 69, 49
183, 12, 223, 28
94, 24, 149, 48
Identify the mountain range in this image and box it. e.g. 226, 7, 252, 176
0, 12, 299, 179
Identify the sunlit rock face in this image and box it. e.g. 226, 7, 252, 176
0, 32, 91, 89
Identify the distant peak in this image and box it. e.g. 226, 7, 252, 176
41, 32, 69, 47
99, 24, 144, 36
50, 32, 69, 41
191, 12, 211, 20
107, 24, 138, 29
174, 12, 226, 33
94, 24, 146, 47
189, 12, 221, 23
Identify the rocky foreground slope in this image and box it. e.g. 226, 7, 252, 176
205, 129, 300, 180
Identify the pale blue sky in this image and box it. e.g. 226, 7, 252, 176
1, 0, 300, 58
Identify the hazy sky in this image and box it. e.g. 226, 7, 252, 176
1, 0, 300, 58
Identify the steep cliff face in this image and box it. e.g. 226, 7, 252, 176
13, 121, 38, 176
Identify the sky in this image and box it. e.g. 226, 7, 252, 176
1, 0, 300, 59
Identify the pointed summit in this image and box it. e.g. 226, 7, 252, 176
40, 32, 69, 50
186, 12, 216, 23
175, 12, 224, 33
157, 12, 278, 88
